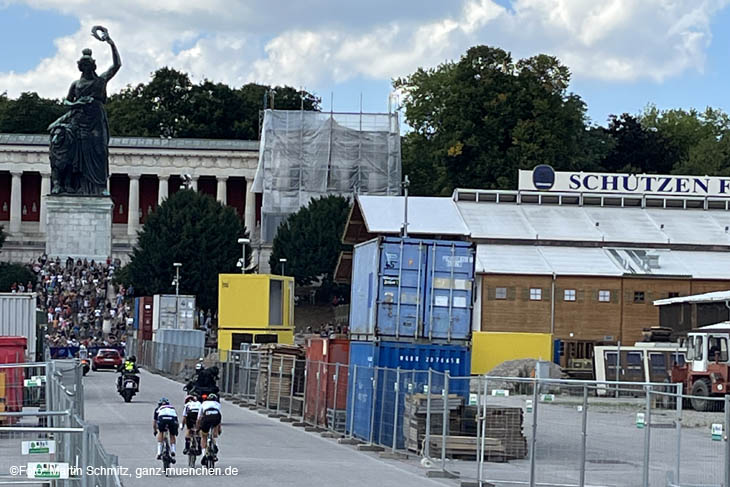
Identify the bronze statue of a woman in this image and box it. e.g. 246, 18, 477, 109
49, 26, 121, 196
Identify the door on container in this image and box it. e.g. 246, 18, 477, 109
376, 240, 427, 338
423, 242, 474, 340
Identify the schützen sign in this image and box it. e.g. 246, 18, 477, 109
519, 166, 730, 197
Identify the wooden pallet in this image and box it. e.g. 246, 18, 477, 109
427, 435, 507, 461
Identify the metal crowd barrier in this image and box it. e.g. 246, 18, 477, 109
130, 337, 730, 487
0, 360, 123, 487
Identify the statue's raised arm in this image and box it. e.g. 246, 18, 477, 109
92, 25, 121, 81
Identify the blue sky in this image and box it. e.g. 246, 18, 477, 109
1, 0, 729, 127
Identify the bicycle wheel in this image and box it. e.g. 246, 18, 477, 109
162, 437, 171, 473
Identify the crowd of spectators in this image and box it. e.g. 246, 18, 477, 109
11, 254, 133, 349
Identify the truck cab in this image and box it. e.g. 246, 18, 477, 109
671, 323, 730, 411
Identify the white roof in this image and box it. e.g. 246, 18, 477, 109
355, 194, 730, 246
454, 199, 730, 246
356, 195, 469, 236
457, 202, 535, 240
654, 290, 730, 306
477, 245, 730, 279
695, 323, 730, 332
645, 210, 730, 246
476, 245, 623, 276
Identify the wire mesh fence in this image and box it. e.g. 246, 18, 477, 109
132, 338, 730, 487
0, 360, 123, 487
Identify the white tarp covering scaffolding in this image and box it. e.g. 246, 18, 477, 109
252, 109, 402, 242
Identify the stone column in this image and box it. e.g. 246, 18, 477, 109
39, 172, 51, 234
244, 177, 256, 233
191, 176, 198, 192
128, 174, 140, 236
158, 175, 169, 205
9, 171, 22, 234
216, 176, 228, 205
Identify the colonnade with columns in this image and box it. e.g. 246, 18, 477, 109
0, 170, 259, 238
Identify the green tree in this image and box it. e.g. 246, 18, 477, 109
107, 68, 320, 139
269, 195, 351, 293
599, 113, 680, 174
678, 133, 730, 176
637, 105, 730, 175
395, 45, 602, 194
0, 263, 36, 292
0, 92, 65, 134
126, 189, 248, 311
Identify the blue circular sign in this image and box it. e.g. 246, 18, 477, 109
533, 165, 555, 190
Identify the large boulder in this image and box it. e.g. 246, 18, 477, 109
484, 359, 564, 394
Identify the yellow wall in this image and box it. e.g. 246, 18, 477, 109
471, 332, 554, 375
218, 274, 295, 329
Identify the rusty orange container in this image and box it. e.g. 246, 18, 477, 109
304, 337, 349, 428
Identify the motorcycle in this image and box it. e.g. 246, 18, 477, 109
183, 383, 219, 400
80, 358, 90, 376
118, 372, 139, 402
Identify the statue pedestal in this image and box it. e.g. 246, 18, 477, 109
46, 195, 113, 261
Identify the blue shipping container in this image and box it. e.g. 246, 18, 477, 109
349, 237, 474, 342
345, 341, 471, 448
133, 297, 141, 330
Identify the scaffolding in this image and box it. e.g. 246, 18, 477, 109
252, 109, 402, 242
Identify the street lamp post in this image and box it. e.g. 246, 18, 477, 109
173, 262, 182, 329
237, 238, 250, 274
279, 258, 287, 276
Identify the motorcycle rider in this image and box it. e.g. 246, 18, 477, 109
78, 344, 88, 360
153, 398, 178, 462
186, 363, 219, 397
196, 393, 222, 462
117, 355, 139, 392
181, 394, 201, 455
185, 362, 205, 393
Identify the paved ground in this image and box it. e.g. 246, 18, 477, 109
83, 368, 457, 487
446, 394, 724, 487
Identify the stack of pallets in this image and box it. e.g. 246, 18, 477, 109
460, 406, 528, 460
255, 344, 304, 412
427, 435, 505, 460
403, 393, 463, 453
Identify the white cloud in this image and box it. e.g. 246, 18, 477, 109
0, 0, 727, 99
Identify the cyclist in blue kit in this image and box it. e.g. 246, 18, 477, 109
153, 398, 178, 462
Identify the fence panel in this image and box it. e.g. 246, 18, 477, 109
675, 392, 725, 487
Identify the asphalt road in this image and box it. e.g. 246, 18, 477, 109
82, 368, 456, 487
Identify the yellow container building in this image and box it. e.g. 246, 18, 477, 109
471, 331, 554, 375
217, 274, 295, 349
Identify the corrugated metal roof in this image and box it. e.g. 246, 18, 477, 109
458, 202, 535, 239
476, 245, 730, 279
456, 199, 730, 247
519, 205, 603, 241
654, 290, 730, 306
645, 210, 730, 246
0, 133, 259, 151
582, 207, 667, 244
356, 195, 469, 236
475, 245, 553, 275
476, 245, 623, 276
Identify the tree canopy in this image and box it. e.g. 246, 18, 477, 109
0, 263, 36, 292
269, 195, 351, 293
396, 45, 730, 194
395, 46, 608, 194
0, 92, 64, 134
126, 189, 248, 311
106, 68, 320, 139
0, 69, 320, 140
